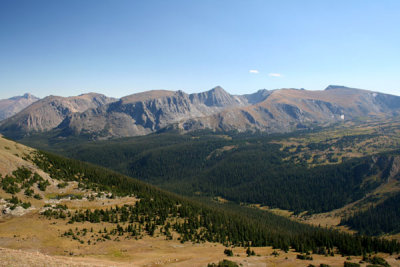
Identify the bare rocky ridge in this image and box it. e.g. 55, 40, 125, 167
173, 86, 400, 134
0, 93, 40, 121
0, 93, 116, 138
59, 86, 249, 138
1, 85, 400, 140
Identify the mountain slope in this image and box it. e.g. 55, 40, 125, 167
59, 87, 249, 139
0, 93, 39, 121
0, 93, 116, 138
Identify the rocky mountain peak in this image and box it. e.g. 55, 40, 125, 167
197, 86, 238, 107
0, 93, 40, 121
209, 86, 225, 92
23, 93, 34, 99
9, 93, 39, 101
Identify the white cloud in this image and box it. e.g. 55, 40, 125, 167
249, 70, 259, 74
268, 73, 283, 77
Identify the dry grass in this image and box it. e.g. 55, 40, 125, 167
0, 136, 35, 176
1, 186, 399, 266
2, 237, 399, 267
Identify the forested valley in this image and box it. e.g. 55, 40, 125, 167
18, 120, 400, 239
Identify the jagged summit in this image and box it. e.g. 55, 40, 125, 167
195, 86, 239, 107
208, 85, 225, 92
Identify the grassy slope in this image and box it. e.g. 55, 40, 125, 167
1, 137, 400, 266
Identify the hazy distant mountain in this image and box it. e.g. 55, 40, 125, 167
0, 93, 116, 138
0, 93, 39, 121
1, 86, 400, 140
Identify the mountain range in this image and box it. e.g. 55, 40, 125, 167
1, 85, 400, 140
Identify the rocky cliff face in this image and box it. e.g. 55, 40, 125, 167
0, 93, 40, 121
1, 86, 400, 140
0, 93, 116, 138
59, 87, 249, 139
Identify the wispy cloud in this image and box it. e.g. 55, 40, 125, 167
268, 73, 283, 77
249, 70, 259, 74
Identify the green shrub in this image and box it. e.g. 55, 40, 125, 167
57, 182, 69, 189
24, 188, 34, 197
361, 256, 390, 267
8, 195, 20, 204
38, 180, 50, 191
224, 249, 233, 256
297, 254, 313, 260
33, 194, 42, 200
344, 262, 360, 267
208, 259, 239, 267
21, 202, 31, 209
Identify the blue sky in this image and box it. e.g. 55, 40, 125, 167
0, 0, 399, 99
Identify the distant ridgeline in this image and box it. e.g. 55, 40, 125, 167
27, 150, 400, 255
